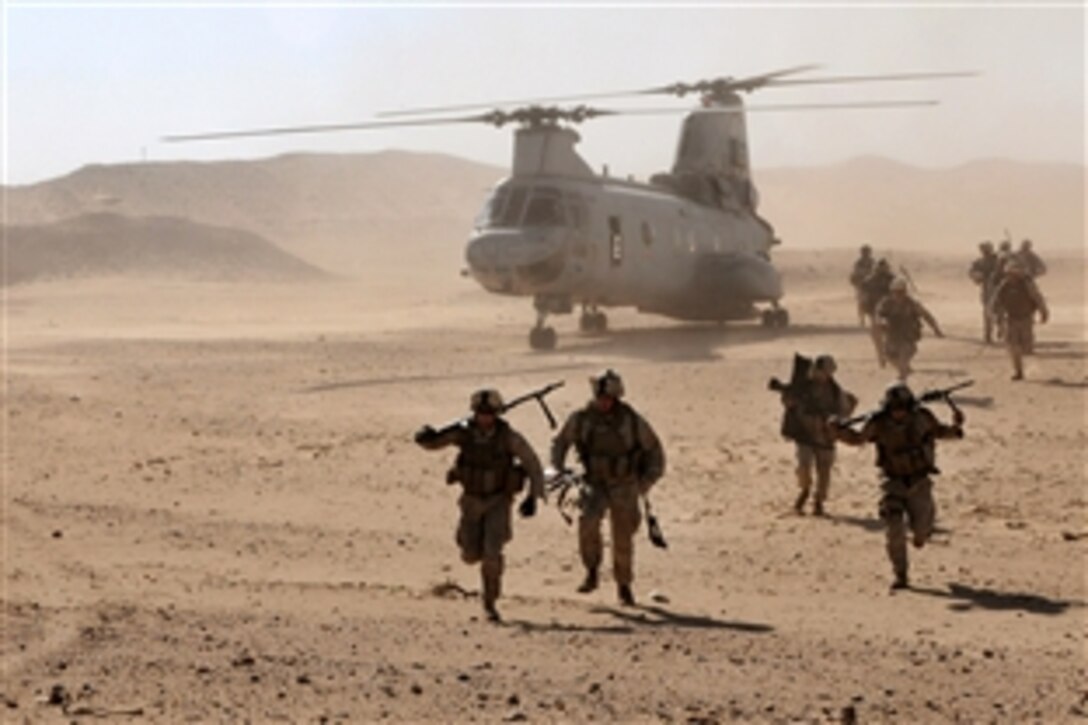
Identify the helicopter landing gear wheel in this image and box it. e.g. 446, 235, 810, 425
579, 308, 608, 335
761, 307, 790, 329
529, 325, 557, 351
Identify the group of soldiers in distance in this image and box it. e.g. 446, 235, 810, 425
415, 238, 1050, 621
850, 237, 1048, 381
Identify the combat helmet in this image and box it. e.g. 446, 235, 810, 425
882, 382, 916, 411
813, 354, 837, 375
890, 277, 908, 293
470, 388, 504, 414
590, 369, 625, 399
979, 240, 994, 253
860, 244, 872, 255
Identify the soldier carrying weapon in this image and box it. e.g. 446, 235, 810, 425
551, 370, 665, 607
833, 380, 970, 591
414, 382, 562, 622
769, 354, 858, 516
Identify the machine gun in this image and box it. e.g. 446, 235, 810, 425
416, 381, 565, 441
837, 380, 974, 428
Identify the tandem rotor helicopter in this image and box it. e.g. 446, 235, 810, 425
165, 65, 973, 350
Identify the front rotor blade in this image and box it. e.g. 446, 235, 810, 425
378, 89, 652, 118
162, 112, 494, 143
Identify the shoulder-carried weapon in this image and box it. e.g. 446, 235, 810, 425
418, 380, 565, 440
837, 380, 973, 428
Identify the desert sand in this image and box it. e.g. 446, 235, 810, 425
3, 234, 1085, 723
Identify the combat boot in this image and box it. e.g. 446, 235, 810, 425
890, 572, 910, 591
482, 568, 502, 623
617, 584, 635, 607
812, 500, 826, 517
793, 489, 809, 515
576, 568, 599, 594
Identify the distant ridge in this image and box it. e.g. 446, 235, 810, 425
757, 156, 1084, 250
1, 213, 328, 286
4, 152, 1083, 282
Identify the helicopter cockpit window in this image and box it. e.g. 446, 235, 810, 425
523, 187, 566, 227
476, 187, 510, 229
498, 186, 529, 227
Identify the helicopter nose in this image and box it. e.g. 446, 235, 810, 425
465, 230, 566, 293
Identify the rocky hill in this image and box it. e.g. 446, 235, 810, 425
2, 213, 327, 286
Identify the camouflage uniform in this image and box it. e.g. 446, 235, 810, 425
876, 281, 942, 380
1016, 240, 1047, 279
551, 370, 665, 605
849, 246, 876, 327
861, 260, 895, 366
416, 390, 544, 622
968, 242, 999, 343
990, 265, 1049, 380
782, 355, 857, 515
835, 384, 965, 589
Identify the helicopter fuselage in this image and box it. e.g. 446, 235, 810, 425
466, 172, 782, 323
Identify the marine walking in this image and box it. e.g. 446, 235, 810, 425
551, 370, 666, 606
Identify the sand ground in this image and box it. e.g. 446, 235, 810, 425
2, 249, 1085, 723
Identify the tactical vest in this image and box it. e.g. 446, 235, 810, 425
453, 421, 519, 497
873, 411, 937, 480
883, 299, 922, 342
576, 404, 641, 482
997, 278, 1038, 320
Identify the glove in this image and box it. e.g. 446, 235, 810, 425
518, 495, 537, 518
952, 408, 965, 427
414, 425, 438, 445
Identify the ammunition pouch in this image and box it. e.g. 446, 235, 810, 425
506, 465, 527, 495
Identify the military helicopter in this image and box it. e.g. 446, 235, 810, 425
165, 66, 973, 350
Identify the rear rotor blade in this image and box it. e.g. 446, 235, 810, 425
766, 70, 980, 88
379, 65, 825, 118
611, 99, 939, 117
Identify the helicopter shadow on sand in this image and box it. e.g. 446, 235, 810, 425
590, 603, 774, 634
302, 362, 587, 394
553, 322, 868, 363
906, 582, 1085, 616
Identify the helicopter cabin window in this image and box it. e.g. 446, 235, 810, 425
640, 221, 654, 247
608, 216, 624, 266
565, 192, 588, 229
523, 187, 566, 227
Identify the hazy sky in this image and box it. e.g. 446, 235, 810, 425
4, 3, 1085, 185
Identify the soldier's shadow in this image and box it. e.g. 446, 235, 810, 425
907, 582, 1085, 616
829, 515, 953, 538
504, 618, 636, 635
591, 604, 774, 634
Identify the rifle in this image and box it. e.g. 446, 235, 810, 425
418, 380, 566, 440
898, 264, 920, 295
837, 380, 974, 428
